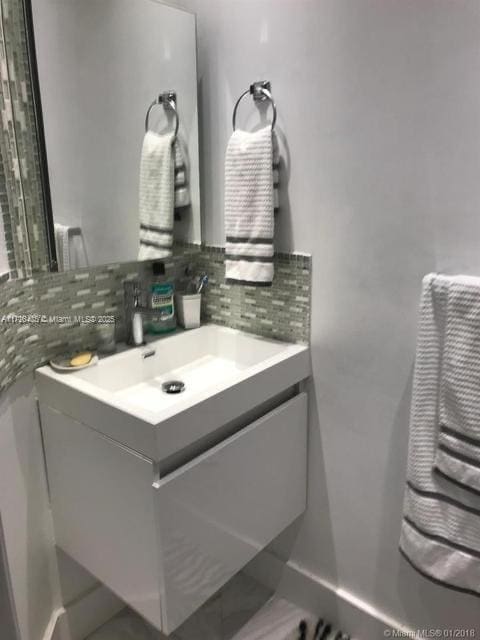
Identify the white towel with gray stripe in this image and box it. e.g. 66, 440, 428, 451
54, 223, 71, 271
224, 125, 277, 285
435, 275, 480, 495
138, 131, 175, 260
401, 273, 480, 597
174, 139, 191, 210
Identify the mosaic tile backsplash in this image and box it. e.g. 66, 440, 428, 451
0, 245, 311, 393
196, 246, 311, 344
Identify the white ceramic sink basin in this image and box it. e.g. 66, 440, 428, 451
36, 324, 310, 461
69, 325, 299, 414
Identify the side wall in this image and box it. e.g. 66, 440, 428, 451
0, 375, 59, 640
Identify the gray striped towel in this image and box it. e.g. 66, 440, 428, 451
224, 125, 279, 285
138, 131, 175, 260
174, 140, 191, 211
401, 273, 480, 597
435, 275, 480, 495
54, 223, 71, 271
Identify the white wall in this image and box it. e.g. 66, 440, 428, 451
33, 0, 201, 267
173, 0, 480, 633
0, 514, 20, 640
0, 375, 60, 640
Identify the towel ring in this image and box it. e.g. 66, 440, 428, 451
145, 91, 179, 138
232, 81, 277, 132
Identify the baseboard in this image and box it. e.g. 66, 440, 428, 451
246, 551, 414, 640
45, 584, 124, 640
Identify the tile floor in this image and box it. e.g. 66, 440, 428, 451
86, 573, 317, 640
87, 599, 316, 640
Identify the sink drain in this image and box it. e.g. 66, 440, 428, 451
162, 380, 185, 394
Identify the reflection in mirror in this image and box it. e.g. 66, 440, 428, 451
31, 0, 201, 271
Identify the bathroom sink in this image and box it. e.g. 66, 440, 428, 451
36, 324, 310, 461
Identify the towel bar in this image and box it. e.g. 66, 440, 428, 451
232, 80, 277, 132
145, 90, 179, 137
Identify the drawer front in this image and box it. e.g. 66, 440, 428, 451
154, 392, 308, 634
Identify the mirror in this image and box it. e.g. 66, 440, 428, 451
0, 0, 54, 279
27, 0, 200, 271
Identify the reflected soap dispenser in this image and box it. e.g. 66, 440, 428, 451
132, 286, 144, 346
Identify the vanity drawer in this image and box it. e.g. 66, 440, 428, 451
155, 392, 308, 634
41, 392, 307, 635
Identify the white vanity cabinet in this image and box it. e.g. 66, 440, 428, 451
37, 326, 310, 634
40, 392, 308, 634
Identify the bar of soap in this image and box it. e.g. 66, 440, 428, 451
69, 352, 93, 367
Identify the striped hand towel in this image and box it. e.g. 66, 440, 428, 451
224, 125, 276, 285
138, 131, 175, 260
401, 274, 480, 597
435, 275, 480, 495
273, 134, 280, 213
54, 223, 71, 271
174, 140, 191, 211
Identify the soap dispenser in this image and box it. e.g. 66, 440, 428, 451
132, 286, 144, 346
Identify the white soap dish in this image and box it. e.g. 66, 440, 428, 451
49, 354, 98, 372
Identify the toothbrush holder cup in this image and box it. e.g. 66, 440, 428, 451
175, 293, 201, 329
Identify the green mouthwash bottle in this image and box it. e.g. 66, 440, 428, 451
147, 281, 177, 335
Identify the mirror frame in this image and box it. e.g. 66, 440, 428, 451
23, 0, 57, 271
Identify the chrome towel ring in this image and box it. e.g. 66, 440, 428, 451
145, 90, 179, 137
232, 80, 277, 132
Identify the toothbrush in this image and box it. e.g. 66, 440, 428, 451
196, 274, 208, 294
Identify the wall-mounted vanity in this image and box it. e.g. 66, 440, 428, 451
36, 326, 310, 634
